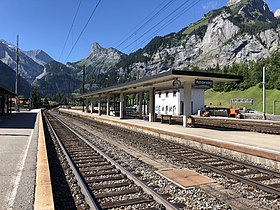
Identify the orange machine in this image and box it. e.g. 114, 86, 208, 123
229, 108, 239, 118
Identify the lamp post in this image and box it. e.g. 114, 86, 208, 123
263, 66, 266, 120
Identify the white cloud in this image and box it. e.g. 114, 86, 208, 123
202, 1, 219, 10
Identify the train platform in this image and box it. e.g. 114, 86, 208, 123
60, 109, 280, 170
0, 110, 53, 210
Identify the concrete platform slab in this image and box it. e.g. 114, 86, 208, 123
157, 168, 215, 188
0, 110, 39, 210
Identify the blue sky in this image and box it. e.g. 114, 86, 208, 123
1, 0, 279, 63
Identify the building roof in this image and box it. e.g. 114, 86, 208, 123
0, 85, 17, 97
77, 69, 243, 99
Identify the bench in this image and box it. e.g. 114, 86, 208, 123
160, 114, 173, 124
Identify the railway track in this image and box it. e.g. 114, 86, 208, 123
192, 117, 280, 134
58, 111, 280, 199
44, 112, 178, 210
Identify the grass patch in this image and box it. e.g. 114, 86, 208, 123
205, 85, 280, 114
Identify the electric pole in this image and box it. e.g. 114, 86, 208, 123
82, 65, 85, 112
263, 66, 266, 120
15, 35, 20, 112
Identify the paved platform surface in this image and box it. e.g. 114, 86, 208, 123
0, 110, 39, 210
62, 109, 280, 156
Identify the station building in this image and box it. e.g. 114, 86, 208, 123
77, 70, 242, 127
155, 88, 204, 116
0, 85, 16, 115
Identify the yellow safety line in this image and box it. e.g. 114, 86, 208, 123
34, 110, 54, 210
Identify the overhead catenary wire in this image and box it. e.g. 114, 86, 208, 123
85, 0, 178, 78
115, 0, 178, 49
128, 0, 202, 52
59, 0, 83, 61
120, 0, 200, 52
64, 0, 102, 63
87, 0, 202, 84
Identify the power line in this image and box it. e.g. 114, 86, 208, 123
115, 0, 178, 49
59, 0, 83, 61
64, 0, 102, 63
85, 0, 177, 79
124, 0, 201, 52
120, 0, 194, 52
128, 0, 202, 52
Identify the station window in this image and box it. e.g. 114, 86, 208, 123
166, 91, 169, 97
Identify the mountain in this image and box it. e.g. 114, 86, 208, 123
33, 60, 81, 97
0, 40, 53, 83
24, 49, 53, 66
275, 9, 280, 19
0, 60, 31, 97
107, 0, 280, 80
70, 42, 127, 74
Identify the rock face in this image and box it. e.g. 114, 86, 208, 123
74, 42, 127, 74
227, 0, 242, 6
24, 49, 53, 66
0, 40, 53, 83
111, 0, 280, 79
33, 60, 80, 97
275, 9, 280, 19
0, 60, 31, 97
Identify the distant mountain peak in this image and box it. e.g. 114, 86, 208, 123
24, 49, 54, 66
90, 42, 102, 52
275, 9, 280, 19
227, 0, 242, 6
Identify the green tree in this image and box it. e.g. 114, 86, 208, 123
30, 88, 42, 109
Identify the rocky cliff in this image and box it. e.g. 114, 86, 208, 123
70, 42, 127, 74
0, 40, 54, 83
0, 60, 31, 97
112, 0, 280, 79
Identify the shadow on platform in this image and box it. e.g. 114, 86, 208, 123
0, 113, 37, 129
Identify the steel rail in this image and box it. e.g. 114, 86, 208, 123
44, 113, 100, 210
59, 111, 280, 196
49, 112, 179, 210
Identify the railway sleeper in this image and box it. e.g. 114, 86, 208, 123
76, 161, 111, 168
79, 165, 116, 172
72, 155, 102, 160
94, 188, 141, 199
74, 158, 107, 164
268, 183, 280, 189
223, 165, 245, 171
235, 170, 260, 176
100, 196, 154, 209
249, 175, 273, 182
86, 175, 126, 183
210, 162, 231, 167
90, 181, 133, 190
82, 170, 121, 177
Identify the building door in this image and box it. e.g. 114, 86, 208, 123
180, 101, 184, 115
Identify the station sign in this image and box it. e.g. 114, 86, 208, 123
231, 98, 253, 104
193, 79, 213, 89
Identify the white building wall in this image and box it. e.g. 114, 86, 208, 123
155, 90, 180, 115
191, 89, 205, 114
155, 88, 205, 116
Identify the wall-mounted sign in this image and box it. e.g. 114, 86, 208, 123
193, 79, 213, 89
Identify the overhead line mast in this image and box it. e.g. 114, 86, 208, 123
15, 35, 20, 112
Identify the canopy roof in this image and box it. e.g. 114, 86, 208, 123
77, 70, 242, 99
0, 85, 17, 97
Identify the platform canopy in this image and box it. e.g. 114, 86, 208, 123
0, 85, 17, 97
77, 70, 242, 99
